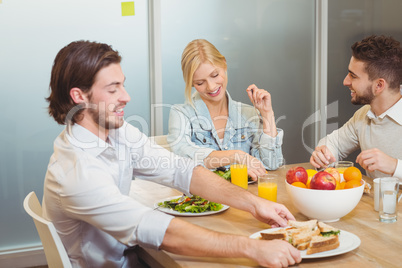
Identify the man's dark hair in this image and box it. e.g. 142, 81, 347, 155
46, 40, 122, 124
351, 35, 402, 90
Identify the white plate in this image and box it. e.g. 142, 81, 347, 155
154, 196, 230, 217
249, 227, 361, 259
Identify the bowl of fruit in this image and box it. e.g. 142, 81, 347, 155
285, 166, 365, 222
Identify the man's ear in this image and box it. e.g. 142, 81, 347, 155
70, 87, 87, 104
374, 78, 386, 95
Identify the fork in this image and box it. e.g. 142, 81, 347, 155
154, 194, 187, 210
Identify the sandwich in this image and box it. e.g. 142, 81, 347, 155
291, 227, 320, 250
260, 220, 319, 250
259, 219, 341, 254
288, 219, 317, 231
317, 221, 341, 236
260, 228, 289, 241
306, 233, 340, 255
306, 222, 340, 255
260, 219, 316, 241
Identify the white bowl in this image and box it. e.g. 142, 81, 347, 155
285, 180, 365, 222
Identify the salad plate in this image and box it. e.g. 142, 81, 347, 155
154, 195, 229, 217
250, 227, 360, 259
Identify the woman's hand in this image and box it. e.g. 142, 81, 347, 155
246, 84, 274, 116
233, 150, 267, 181
246, 84, 278, 137
204, 150, 266, 180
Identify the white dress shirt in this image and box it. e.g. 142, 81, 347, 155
42, 122, 197, 267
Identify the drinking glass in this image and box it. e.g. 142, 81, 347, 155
230, 164, 248, 190
258, 174, 278, 202
335, 161, 353, 174
379, 177, 399, 223
373, 178, 380, 211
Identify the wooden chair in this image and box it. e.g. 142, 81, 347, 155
23, 192, 72, 268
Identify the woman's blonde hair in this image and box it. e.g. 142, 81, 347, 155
181, 39, 227, 104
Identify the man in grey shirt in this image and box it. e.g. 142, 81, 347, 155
310, 35, 402, 180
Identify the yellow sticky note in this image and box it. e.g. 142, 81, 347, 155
121, 2, 135, 16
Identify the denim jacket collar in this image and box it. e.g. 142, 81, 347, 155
192, 90, 244, 129
192, 91, 245, 146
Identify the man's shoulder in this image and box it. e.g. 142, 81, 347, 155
51, 131, 92, 170
352, 105, 371, 119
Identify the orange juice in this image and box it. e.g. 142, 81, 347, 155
230, 164, 248, 189
336, 167, 348, 174
258, 182, 277, 202
335, 161, 353, 174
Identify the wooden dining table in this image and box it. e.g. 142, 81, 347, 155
129, 163, 402, 268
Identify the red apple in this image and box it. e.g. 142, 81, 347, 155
310, 171, 336, 190
286, 167, 308, 185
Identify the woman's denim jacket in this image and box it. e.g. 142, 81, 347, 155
167, 91, 284, 170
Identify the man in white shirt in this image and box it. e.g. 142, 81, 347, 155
310, 35, 402, 180
43, 40, 301, 267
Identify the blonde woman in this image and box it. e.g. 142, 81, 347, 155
167, 39, 284, 180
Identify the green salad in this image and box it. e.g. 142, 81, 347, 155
213, 168, 231, 181
158, 195, 223, 213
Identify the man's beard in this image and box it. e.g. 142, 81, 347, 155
351, 85, 375, 105
88, 102, 123, 130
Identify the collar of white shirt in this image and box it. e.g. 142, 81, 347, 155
66, 123, 118, 157
367, 97, 402, 125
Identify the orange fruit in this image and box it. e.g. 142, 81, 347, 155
344, 180, 362, 189
306, 169, 317, 178
343, 167, 362, 182
291, 182, 307, 188
337, 181, 346, 190
305, 169, 317, 188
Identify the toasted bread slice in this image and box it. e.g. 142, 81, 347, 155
292, 228, 320, 246
296, 241, 310, 250
306, 239, 340, 255
286, 226, 310, 236
317, 222, 339, 233
260, 229, 288, 241
308, 234, 339, 248
288, 219, 317, 231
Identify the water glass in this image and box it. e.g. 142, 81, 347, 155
379, 177, 399, 223
373, 178, 380, 211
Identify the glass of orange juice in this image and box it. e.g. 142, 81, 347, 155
335, 161, 354, 174
230, 164, 248, 190
258, 174, 278, 202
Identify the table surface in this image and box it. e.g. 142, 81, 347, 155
129, 163, 402, 268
